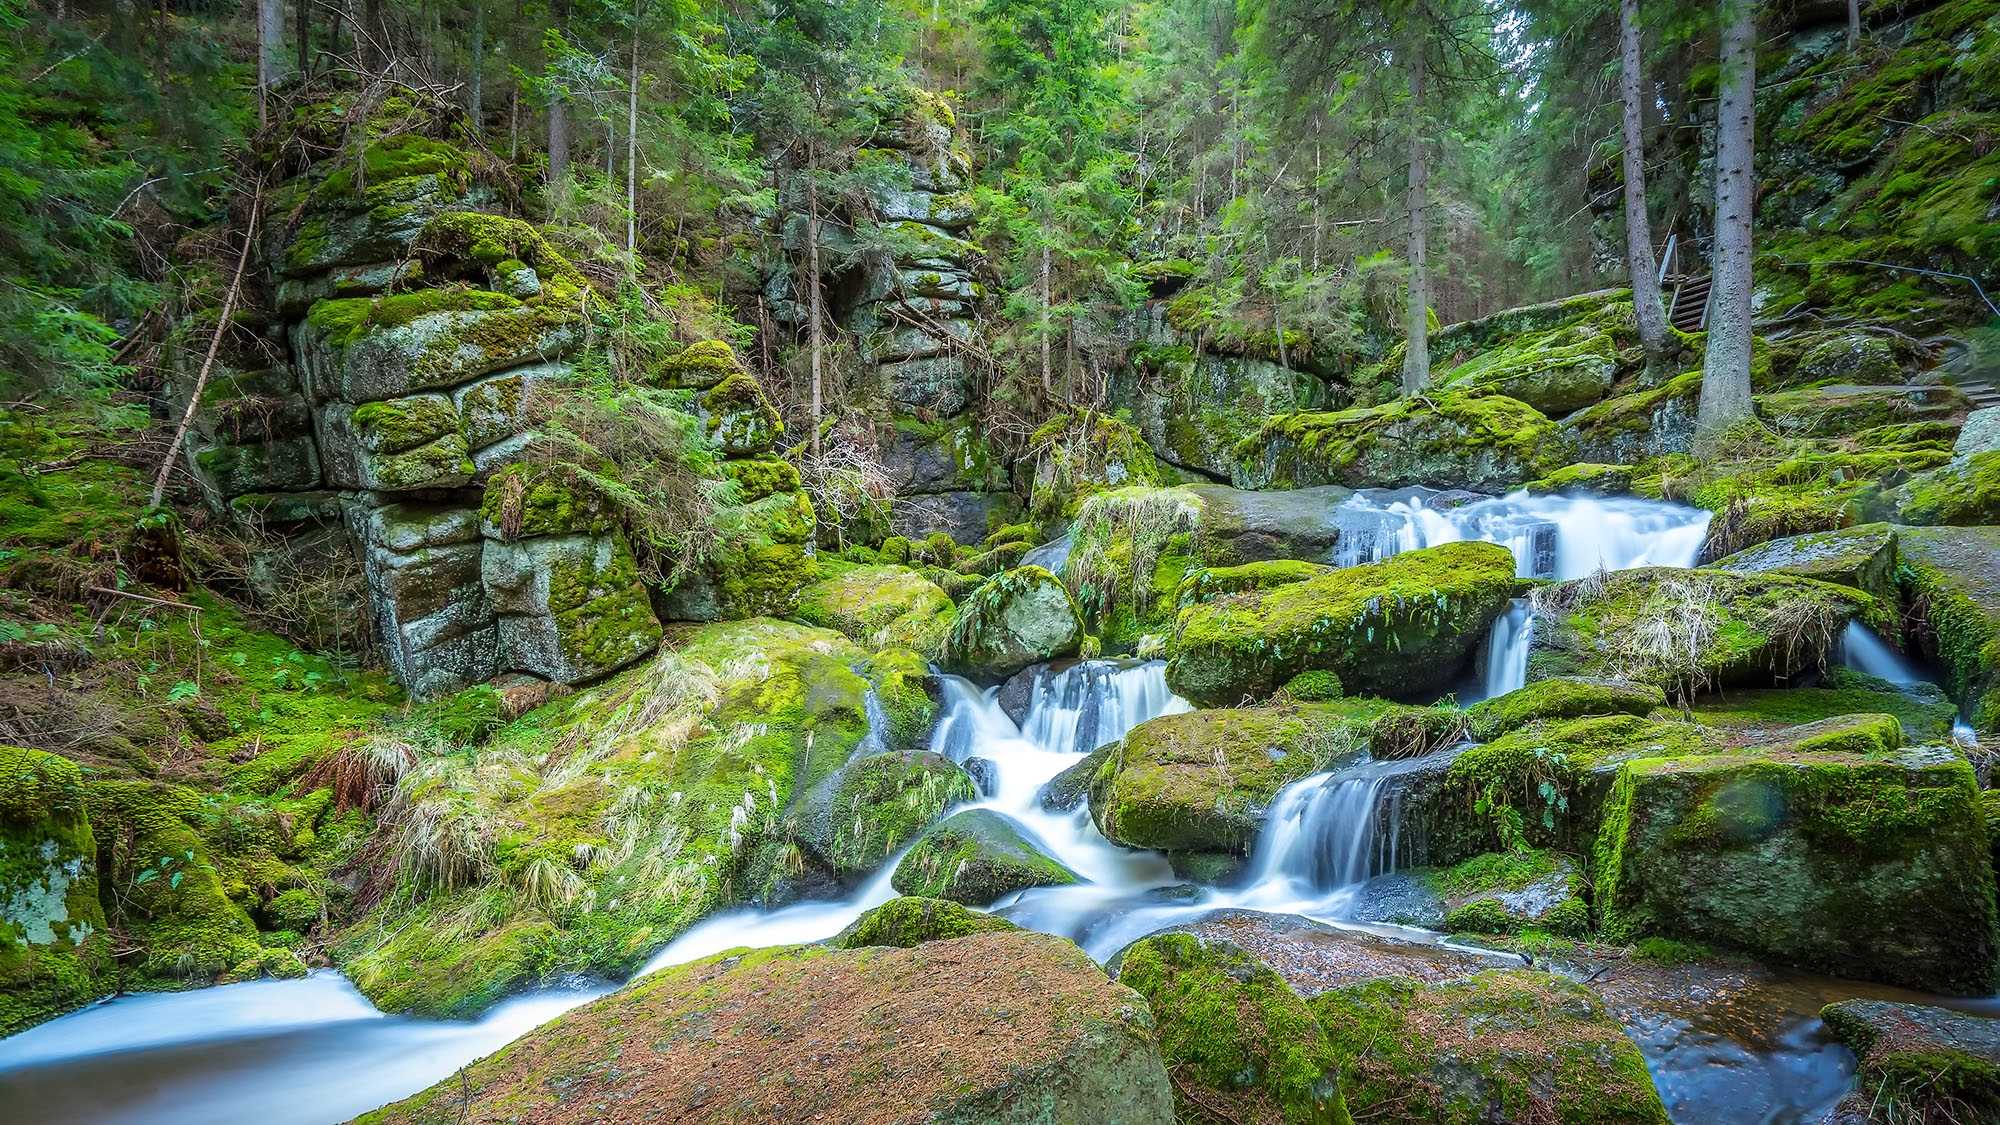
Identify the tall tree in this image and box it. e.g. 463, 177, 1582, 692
1402, 24, 1430, 393
1619, 0, 1670, 368
1698, 0, 1757, 439
257, 0, 283, 128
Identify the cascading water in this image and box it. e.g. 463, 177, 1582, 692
1839, 621, 1925, 684
1331, 488, 1710, 578
1479, 599, 1536, 701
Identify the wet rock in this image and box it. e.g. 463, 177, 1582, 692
890, 808, 1079, 905
1821, 1000, 2000, 1124
830, 896, 1020, 948
1113, 932, 1350, 1124
891, 491, 1019, 546
656, 490, 819, 622
1166, 541, 1515, 706
1594, 745, 1998, 994
939, 567, 1083, 683
961, 756, 999, 799
356, 931, 1176, 1125
1430, 850, 1590, 937
1041, 743, 1113, 812
1184, 483, 1354, 565
1527, 566, 1874, 696
0, 746, 111, 1036
795, 562, 954, 655
1127, 345, 1337, 480
796, 751, 975, 876
996, 662, 1042, 726
1712, 522, 1899, 605
1346, 872, 1447, 928
1893, 525, 2000, 734
1465, 676, 1667, 741
1559, 372, 1701, 465
1128, 909, 1520, 996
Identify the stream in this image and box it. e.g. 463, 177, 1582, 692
0, 490, 1983, 1124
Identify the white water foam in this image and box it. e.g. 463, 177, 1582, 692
1331, 489, 1711, 578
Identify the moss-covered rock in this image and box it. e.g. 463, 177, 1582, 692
700, 371, 783, 456
652, 338, 744, 390
1712, 522, 1900, 605
939, 566, 1083, 682
1527, 462, 1636, 497
1440, 325, 1617, 415
1898, 450, 2000, 528
801, 750, 974, 875
657, 490, 820, 622
1115, 932, 1352, 1125
830, 895, 1021, 948
1166, 542, 1516, 706
1686, 680, 1959, 745
1897, 525, 2000, 734
890, 808, 1079, 904
1820, 1000, 2000, 1125
1428, 849, 1590, 938
1464, 677, 1666, 742
1240, 392, 1560, 493
1559, 372, 1702, 465
1527, 567, 1874, 696
355, 931, 1176, 1125
1312, 969, 1669, 1125
1, 746, 111, 1036
1593, 745, 1998, 994
796, 562, 954, 655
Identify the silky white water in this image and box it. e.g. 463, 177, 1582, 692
1479, 599, 1537, 701
1331, 488, 1711, 578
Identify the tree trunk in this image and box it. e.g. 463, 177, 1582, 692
1040, 244, 1053, 395
469, 0, 484, 124
257, 0, 283, 129
1848, 0, 1861, 52
1401, 34, 1431, 395
1699, 0, 1758, 441
296, 0, 309, 74
807, 149, 824, 460
548, 94, 570, 183
626, 3, 641, 271
1620, 0, 1670, 367
361, 0, 381, 71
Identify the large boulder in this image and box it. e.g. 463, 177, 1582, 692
1426, 849, 1590, 937
1166, 541, 1516, 706
1712, 522, 1900, 605
657, 490, 820, 622
1114, 932, 1351, 1124
1897, 450, 2000, 527
1527, 566, 1874, 696
1820, 1000, 2000, 1124
1238, 392, 1560, 493
891, 809, 1079, 904
939, 566, 1083, 682
1439, 326, 1617, 415
795, 750, 975, 876
1, 747, 111, 1036
1896, 525, 2000, 733
796, 562, 955, 655
1594, 746, 1999, 994
355, 931, 1177, 1125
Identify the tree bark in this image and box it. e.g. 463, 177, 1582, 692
1040, 244, 1053, 396
1401, 33, 1431, 395
1620, 0, 1670, 367
626, 1, 641, 271
807, 148, 824, 459
1699, 0, 1758, 441
469, 0, 484, 124
154, 196, 261, 509
548, 95, 570, 183
257, 0, 283, 129
1848, 0, 1861, 52
361, 0, 381, 71
296, 0, 309, 74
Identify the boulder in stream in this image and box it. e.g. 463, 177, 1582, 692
831, 896, 1021, 948
1594, 745, 1999, 994
891, 808, 1079, 904
1166, 541, 1516, 706
1712, 522, 1899, 605
939, 566, 1083, 682
354, 930, 1176, 1125
1464, 676, 1666, 741
1896, 524, 2000, 734
795, 561, 956, 655
1820, 999, 2000, 1124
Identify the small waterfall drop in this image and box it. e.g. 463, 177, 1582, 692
1480, 599, 1536, 700
1018, 660, 1193, 755
1331, 489, 1710, 578
1840, 621, 1926, 684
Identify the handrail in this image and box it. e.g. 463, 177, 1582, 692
1658, 233, 1677, 284
1778, 257, 2000, 321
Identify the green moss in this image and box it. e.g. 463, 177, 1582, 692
795, 564, 954, 655
1166, 541, 1516, 706
829, 896, 1020, 948
1899, 451, 2000, 527
1282, 669, 1345, 701
314, 135, 471, 201
1688, 687, 1956, 745
1897, 526, 2000, 734
820, 752, 973, 873
863, 648, 939, 751
1465, 677, 1666, 741
0, 746, 111, 1036
938, 565, 1083, 680
1242, 391, 1559, 492
721, 457, 800, 503
304, 287, 523, 349
1117, 932, 1352, 1125
1528, 463, 1636, 496
890, 808, 1077, 904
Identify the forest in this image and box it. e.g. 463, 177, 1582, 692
1, 0, 1999, 1122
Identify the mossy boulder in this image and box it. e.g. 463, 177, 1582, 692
890, 808, 1079, 904
830, 896, 1021, 948
1527, 462, 1636, 496
1896, 525, 2000, 734
296, 287, 583, 405
1712, 522, 1899, 605
355, 932, 1176, 1125
796, 562, 955, 655
1440, 328, 1617, 415
1239, 392, 1560, 493
1, 746, 111, 1036
653, 338, 744, 390
799, 750, 975, 875
1166, 541, 1516, 706
700, 371, 783, 456
1757, 382, 1971, 438
481, 529, 664, 684
1527, 567, 1874, 696
1898, 450, 2000, 527
1820, 1000, 2000, 1125
1687, 679, 1960, 745
939, 566, 1083, 682
1559, 371, 1702, 465
1464, 677, 1666, 742
1312, 968, 1669, 1125
1428, 850, 1590, 937
657, 490, 819, 622
1593, 745, 1998, 994
1115, 932, 1352, 1125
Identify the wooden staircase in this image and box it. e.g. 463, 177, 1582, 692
1668, 274, 1712, 333
1958, 376, 2000, 412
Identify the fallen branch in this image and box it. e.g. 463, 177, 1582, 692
150, 186, 263, 509
88, 585, 200, 612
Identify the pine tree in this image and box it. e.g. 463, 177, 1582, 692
1698, 0, 1757, 441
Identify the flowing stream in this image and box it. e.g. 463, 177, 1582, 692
4, 490, 1974, 1125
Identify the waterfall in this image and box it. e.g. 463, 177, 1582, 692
1480, 599, 1536, 700
1330, 489, 1710, 578
1840, 621, 1926, 684
1018, 660, 1193, 755
1240, 756, 1439, 901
